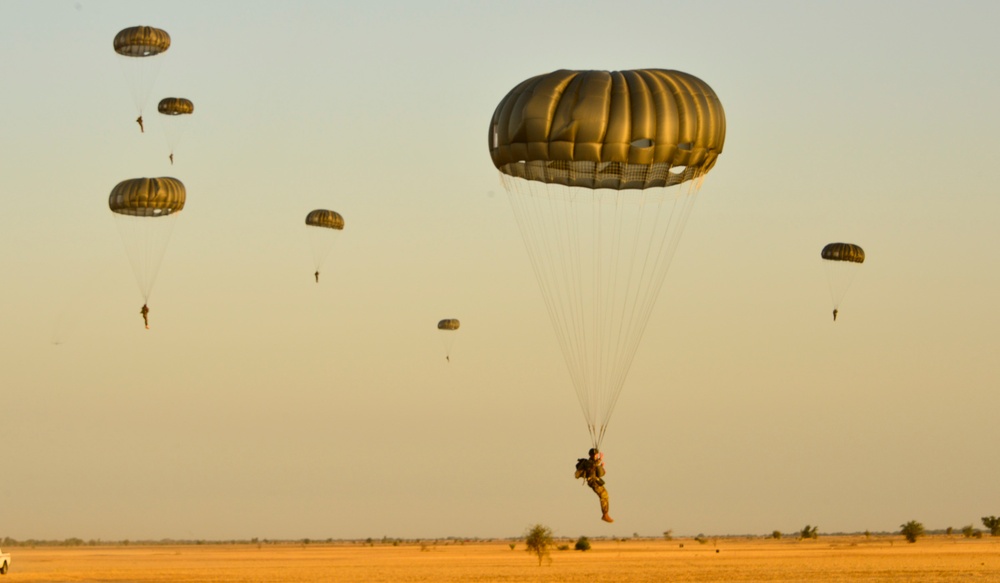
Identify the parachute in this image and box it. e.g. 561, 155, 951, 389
437, 318, 460, 362
157, 97, 194, 115
113, 26, 170, 123
109, 177, 185, 303
821, 242, 865, 321
490, 69, 725, 448
305, 209, 344, 282
157, 97, 194, 164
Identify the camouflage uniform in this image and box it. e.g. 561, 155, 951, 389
575, 456, 610, 517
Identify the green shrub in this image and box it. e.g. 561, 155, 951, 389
982, 516, 1000, 536
524, 524, 553, 566
900, 520, 925, 543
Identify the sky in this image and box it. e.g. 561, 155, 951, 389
1, 0, 998, 542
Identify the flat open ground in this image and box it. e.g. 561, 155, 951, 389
4, 536, 1000, 582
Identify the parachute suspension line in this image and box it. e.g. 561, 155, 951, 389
113, 213, 179, 302
592, 192, 610, 447
595, 173, 704, 447
504, 171, 705, 451
607, 189, 646, 438
562, 185, 602, 441
439, 330, 457, 359
117, 56, 164, 116
825, 263, 839, 309
824, 260, 860, 311
565, 187, 593, 428
505, 175, 596, 432
593, 190, 630, 449
308, 227, 330, 273
601, 175, 702, 437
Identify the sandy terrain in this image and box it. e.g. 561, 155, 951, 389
3, 536, 1000, 582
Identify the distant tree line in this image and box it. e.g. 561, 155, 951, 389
0, 535, 506, 548
5, 516, 998, 550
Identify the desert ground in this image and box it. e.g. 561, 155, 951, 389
3, 536, 1000, 582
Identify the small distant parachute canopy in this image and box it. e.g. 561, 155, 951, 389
114, 26, 171, 120
438, 319, 460, 361
113, 26, 171, 57
157, 98, 194, 164
821, 242, 865, 264
305, 209, 345, 282
158, 97, 194, 115
821, 242, 865, 320
490, 69, 725, 448
305, 209, 345, 230
108, 177, 186, 303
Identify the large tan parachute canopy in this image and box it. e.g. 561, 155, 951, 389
821, 242, 865, 264
489, 69, 726, 190
113, 26, 171, 57
437, 319, 460, 331
305, 210, 345, 230
109, 177, 186, 217
158, 97, 194, 115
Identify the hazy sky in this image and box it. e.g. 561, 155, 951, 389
1, 0, 998, 542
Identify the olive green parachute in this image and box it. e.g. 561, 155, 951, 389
821, 242, 865, 264
822, 242, 865, 319
158, 97, 194, 116
305, 210, 345, 230
109, 178, 186, 302
305, 209, 345, 282
490, 69, 725, 189
113, 26, 171, 56
491, 69, 725, 448
437, 319, 460, 331
114, 26, 170, 121
109, 177, 185, 216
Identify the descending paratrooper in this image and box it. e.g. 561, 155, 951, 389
113, 26, 170, 132
108, 177, 186, 329
305, 210, 345, 284
489, 69, 725, 519
821, 242, 865, 322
